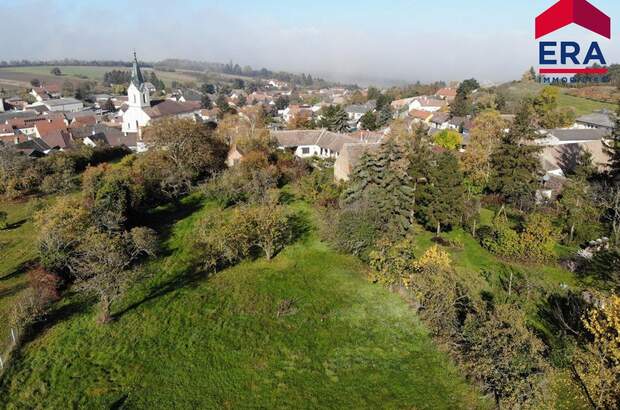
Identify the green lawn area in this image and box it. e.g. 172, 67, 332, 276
0, 66, 199, 88
556, 92, 616, 116
0, 196, 486, 409
0, 199, 43, 355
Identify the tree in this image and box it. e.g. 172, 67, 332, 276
489, 101, 542, 209
50, 67, 62, 76
30, 79, 41, 87
243, 199, 294, 260
433, 130, 462, 150
344, 139, 415, 232
359, 111, 378, 131
201, 94, 213, 109
216, 94, 231, 113
417, 152, 465, 234
275, 95, 290, 111
143, 118, 228, 193
608, 99, 620, 185
376, 104, 393, 127
532, 86, 575, 128
201, 83, 216, 95
572, 294, 620, 409
461, 110, 505, 192
72, 227, 157, 324
558, 179, 602, 243
462, 303, 549, 408
318, 105, 348, 133
102, 98, 116, 112
451, 78, 480, 117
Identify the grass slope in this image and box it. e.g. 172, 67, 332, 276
0, 197, 484, 409
0, 199, 43, 354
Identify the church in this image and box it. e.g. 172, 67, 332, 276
121, 53, 201, 150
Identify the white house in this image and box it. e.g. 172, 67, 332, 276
272, 129, 382, 160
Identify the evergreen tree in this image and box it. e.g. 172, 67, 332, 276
377, 105, 393, 127
417, 152, 466, 234
360, 111, 378, 131
344, 139, 415, 232
608, 100, 620, 185
319, 105, 349, 132
489, 101, 542, 209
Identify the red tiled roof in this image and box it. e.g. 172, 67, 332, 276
409, 109, 433, 120
40, 129, 72, 149
35, 118, 68, 138
436, 88, 457, 98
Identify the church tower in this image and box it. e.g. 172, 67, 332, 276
122, 52, 152, 138
127, 52, 150, 108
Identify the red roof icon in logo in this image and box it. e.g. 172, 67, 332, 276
535, 0, 611, 39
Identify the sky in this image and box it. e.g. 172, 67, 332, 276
2, 0, 620, 85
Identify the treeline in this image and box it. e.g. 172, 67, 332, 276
0, 59, 154, 68
155, 58, 332, 88
102, 70, 165, 90
0, 145, 130, 200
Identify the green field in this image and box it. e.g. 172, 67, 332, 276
0, 199, 44, 356
0, 196, 486, 409
0, 66, 199, 88
496, 81, 615, 116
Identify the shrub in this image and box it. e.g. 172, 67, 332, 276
330, 206, 383, 260
369, 235, 416, 287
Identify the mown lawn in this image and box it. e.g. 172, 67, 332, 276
0, 196, 486, 409
0, 199, 43, 354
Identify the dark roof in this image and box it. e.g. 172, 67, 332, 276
576, 111, 615, 128
15, 137, 51, 153
544, 128, 610, 142
272, 129, 366, 153
131, 52, 145, 87
430, 112, 450, 124
144, 100, 200, 119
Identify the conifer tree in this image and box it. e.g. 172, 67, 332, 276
344, 139, 415, 232
417, 152, 465, 234
608, 100, 620, 185
489, 100, 542, 209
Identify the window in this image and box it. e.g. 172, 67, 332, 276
133, 95, 136, 104
143, 94, 146, 104
301, 147, 310, 155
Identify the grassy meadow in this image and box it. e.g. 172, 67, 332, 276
0, 196, 487, 409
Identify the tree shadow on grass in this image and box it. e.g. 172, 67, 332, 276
135, 195, 205, 243
0, 281, 28, 298
0, 260, 36, 282
113, 265, 207, 321
2, 219, 27, 231
21, 298, 92, 345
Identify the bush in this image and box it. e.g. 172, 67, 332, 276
478, 214, 557, 263
330, 206, 383, 260
196, 198, 298, 271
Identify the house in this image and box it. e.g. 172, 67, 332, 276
573, 110, 615, 132
537, 128, 611, 146
14, 138, 51, 157
34, 118, 69, 140
344, 101, 376, 122
71, 124, 137, 149
30, 85, 62, 102
429, 112, 451, 129
272, 129, 375, 159
334, 142, 382, 181
408, 96, 448, 113
121, 53, 201, 149
282, 104, 313, 124
39, 98, 84, 113
435, 88, 457, 102
391, 97, 416, 112
409, 109, 434, 124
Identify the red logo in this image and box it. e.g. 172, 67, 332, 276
536, 0, 611, 39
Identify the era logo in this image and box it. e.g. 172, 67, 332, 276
535, 0, 611, 75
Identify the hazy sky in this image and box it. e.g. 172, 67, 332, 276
2, 0, 619, 84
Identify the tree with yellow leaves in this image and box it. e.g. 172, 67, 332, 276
572, 294, 620, 409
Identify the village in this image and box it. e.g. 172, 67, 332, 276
0, 53, 614, 197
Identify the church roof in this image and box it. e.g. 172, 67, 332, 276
131, 52, 145, 87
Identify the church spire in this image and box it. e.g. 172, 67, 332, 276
131, 51, 144, 87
